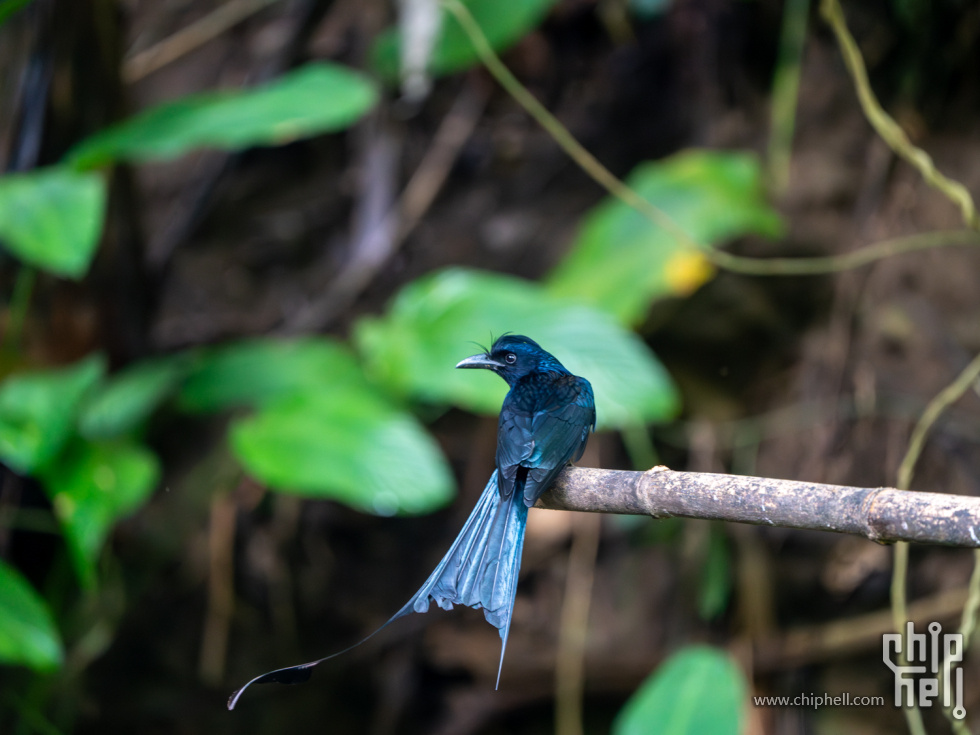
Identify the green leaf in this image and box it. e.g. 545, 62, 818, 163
231, 389, 453, 516
698, 525, 731, 620
0, 166, 107, 278
67, 62, 379, 169
78, 355, 190, 439
40, 439, 160, 587
547, 150, 784, 324
353, 267, 679, 429
372, 0, 559, 81
180, 336, 453, 515
0, 355, 106, 474
0, 559, 63, 671
613, 646, 747, 735
178, 337, 365, 413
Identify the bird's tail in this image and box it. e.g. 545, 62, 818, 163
228, 471, 528, 709
404, 469, 528, 687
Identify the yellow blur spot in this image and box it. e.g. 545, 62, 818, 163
664, 251, 715, 296
54, 494, 75, 519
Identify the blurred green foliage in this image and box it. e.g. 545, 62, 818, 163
78, 355, 190, 440
178, 337, 364, 413
233, 391, 452, 515
0, 353, 159, 588
0, 63, 377, 282
698, 524, 732, 620
67, 63, 379, 169
355, 267, 680, 429
39, 438, 159, 588
548, 150, 783, 324
0, 559, 63, 671
180, 338, 454, 515
0, 355, 105, 474
613, 646, 747, 735
0, 7, 773, 731
372, 0, 559, 81
0, 167, 106, 279
0, 0, 34, 27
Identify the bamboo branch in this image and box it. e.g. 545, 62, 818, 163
537, 467, 980, 548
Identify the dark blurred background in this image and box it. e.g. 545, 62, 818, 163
2, 0, 980, 733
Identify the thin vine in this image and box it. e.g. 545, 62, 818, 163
440, 0, 980, 279
819, 0, 979, 230
892, 351, 980, 735
442, 5, 980, 735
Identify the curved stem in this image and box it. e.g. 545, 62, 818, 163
441, 0, 980, 280
896, 350, 980, 491
890, 349, 980, 735
711, 230, 980, 276
819, 0, 979, 229
440, 0, 700, 252
768, 0, 810, 194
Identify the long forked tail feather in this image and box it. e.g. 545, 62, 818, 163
228, 470, 529, 709
410, 470, 529, 688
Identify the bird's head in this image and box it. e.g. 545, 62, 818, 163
455, 334, 566, 385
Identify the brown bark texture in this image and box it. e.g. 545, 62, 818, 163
538, 466, 980, 547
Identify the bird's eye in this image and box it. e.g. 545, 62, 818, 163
505, 353, 517, 364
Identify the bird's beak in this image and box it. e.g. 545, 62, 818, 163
455, 353, 503, 370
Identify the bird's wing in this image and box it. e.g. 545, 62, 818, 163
495, 411, 534, 499
496, 376, 595, 505
523, 389, 595, 505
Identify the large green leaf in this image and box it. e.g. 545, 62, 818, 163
181, 336, 453, 515
178, 337, 365, 413
0, 355, 106, 474
78, 355, 190, 439
40, 439, 160, 587
232, 389, 453, 516
372, 0, 559, 81
613, 646, 747, 735
547, 150, 784, 324
67, 63, 379, 169
0, 559, 63, 671
0, 166, 107, 278
354, 268, 679, 429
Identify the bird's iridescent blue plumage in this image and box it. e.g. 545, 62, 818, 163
227, 334, 595, 708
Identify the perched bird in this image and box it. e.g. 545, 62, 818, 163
228, 334, 595, 709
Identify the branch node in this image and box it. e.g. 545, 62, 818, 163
860, 486, 889, 544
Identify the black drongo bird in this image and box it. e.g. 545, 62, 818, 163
228, 334, 595, 709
